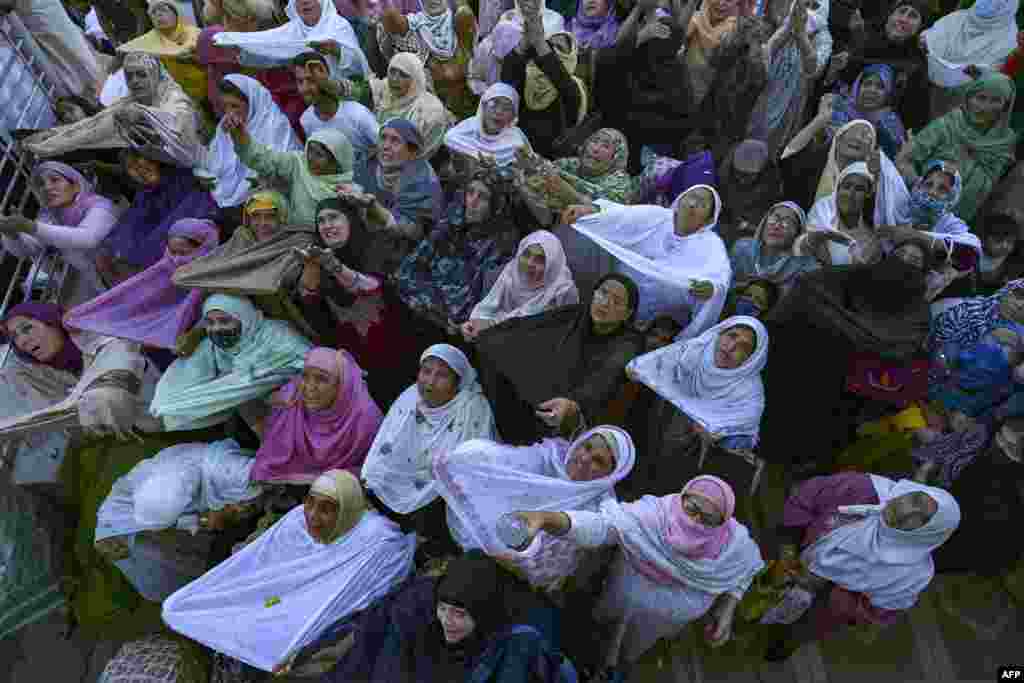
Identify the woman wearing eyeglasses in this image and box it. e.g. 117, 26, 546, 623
510, 474, 764, 682
474, 273, 643, 445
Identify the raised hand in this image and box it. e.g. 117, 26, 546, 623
638, 19, 672, 45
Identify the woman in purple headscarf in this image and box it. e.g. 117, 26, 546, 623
0, 301, 164, 446
64, 219, 220, 357
98, 148, 218, 285
569, 0, 621, 49
0, 162, 122, 307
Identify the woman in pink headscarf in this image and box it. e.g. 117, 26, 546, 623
64, 218, 220, 356
251, 347, 383, 484
513, 474, 764, 680
461, 229, 578, 342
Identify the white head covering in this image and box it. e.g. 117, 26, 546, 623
134, 469, 200, 527
407, 0, 457, 59
203, 75, 302, 208
802, 475, 961, 610
433, 426, 636, 588
806, 119, 911, 231
211, 0, 370, 76
923, 0, 1019, 69
360, 344, 497, 514
444, 82, 530, 166
572, 185, 732, 336
470, 229, 579, 324
804, 161, 880, 265
627, 316, 768, 441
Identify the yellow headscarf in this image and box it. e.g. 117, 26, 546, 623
308, 470, 368, 544
524, 32, 589, 122
119, 0, 202, 57
244, 190, 290, 225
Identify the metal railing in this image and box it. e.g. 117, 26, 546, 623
0, 14, 66, 368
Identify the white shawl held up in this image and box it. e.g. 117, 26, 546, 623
162, 507, 416, 672
360, 344, 496, 514
923, 0, 1019, 69
572, 185, 732, 337
802, 476, 961, 611
202, 75, 302, 208
444, 82, 530, 166
627, 316, 768, 442
433, 426, 635, 588
95, 439, 261, 602
96, 439, 261, 544
212, 0, 370, 76
586, 495, 764, 597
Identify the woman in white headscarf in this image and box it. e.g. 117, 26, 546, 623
463, 229, 579, 341
922, 0, 1019, 117
629, 316, 769, 448
150, 294, 312, 432
511, 474, 765, 678
212, 0, 370, 78
163, 469, 416, 674
361, 344, 496, 545
94, 439, 263, 602
200, 74, 302, 209
782, 118, 910, 223
433, 425, 635, 591
764, 472, 960, 661
567, 184, 732, 339
799, 161, 886, 266
444, 82, 531, 167
624, 316, 768, 496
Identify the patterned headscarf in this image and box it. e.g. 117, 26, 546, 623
908, 160, 963, 226
578, 128, 628, 179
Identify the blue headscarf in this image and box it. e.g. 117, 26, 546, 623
908, 160, 963, 227
381, 117, 424, 153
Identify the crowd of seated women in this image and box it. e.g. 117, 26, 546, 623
2, 0, 1024, 679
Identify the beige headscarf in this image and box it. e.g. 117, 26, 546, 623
814, 119, 877, 201
372, 52, 454, 158
524, 32, 588, 122
309, 469, 367, 544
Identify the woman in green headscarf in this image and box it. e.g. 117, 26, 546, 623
150, 293, 312, 431
223, 110, 355, 226
552, 128, 637, 204
898, 72, 1018, 222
